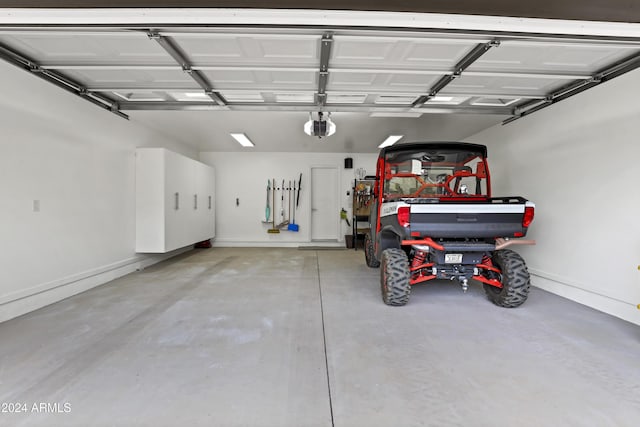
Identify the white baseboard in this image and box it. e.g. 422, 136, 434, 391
530, 268, 640, 326
212, 242, 346, 248
212, 241, 303, 248
0, 247, 191, 323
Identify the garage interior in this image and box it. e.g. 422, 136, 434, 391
1, 2, 639, 427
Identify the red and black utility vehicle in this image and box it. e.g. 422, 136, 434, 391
364, 142, 535, 307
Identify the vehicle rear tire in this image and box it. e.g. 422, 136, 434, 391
483, 249, 531, 308
365, 233, 380, 268
381, 248, 410, 306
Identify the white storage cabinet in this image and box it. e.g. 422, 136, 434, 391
136, 148, 215, 253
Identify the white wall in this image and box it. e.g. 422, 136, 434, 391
467, 68, 640, 326
0, 60, 195, 323
200, 152, 378, 246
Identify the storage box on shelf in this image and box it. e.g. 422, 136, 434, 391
135, 148, 215, 253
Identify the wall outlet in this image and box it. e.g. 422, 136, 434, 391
33, 200, 40, 212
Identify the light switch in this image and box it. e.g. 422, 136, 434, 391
33, 200, 40, 212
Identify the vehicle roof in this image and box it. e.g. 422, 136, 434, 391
379, 142, 488, 158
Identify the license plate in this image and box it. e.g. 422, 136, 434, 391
445, 254, 463, 264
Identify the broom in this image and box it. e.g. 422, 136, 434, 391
288, 180, 299, 232
268, 178, 280, 234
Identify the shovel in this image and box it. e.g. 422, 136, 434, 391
288, 180, 299, 232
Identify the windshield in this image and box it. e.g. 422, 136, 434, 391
383, 148, 489, 199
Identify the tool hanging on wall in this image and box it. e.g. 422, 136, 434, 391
262, 180, 271, 223
268, 178, 280, 234
277, 179, 289, 229
296, 173, 302, 208
288, 180, 292, 223
340, 208, 351, 226
288, 180, 299, 232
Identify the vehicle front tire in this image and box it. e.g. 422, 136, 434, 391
483, 249, 531, 308
381, 248, 410, 306
365, 233, 380, 268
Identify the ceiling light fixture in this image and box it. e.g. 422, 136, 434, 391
304, 112, 336, 139
378, 135, 403, 148
230, 133, 255, 147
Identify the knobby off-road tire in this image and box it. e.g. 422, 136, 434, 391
364, 233, 380, 268
380, 248, 410, 306
484, 249, 531, 308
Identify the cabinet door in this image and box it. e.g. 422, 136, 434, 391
135, 148, 165, 252
203, 165, 215, 240
193, 162, 215, 242
164, 151, 194, 251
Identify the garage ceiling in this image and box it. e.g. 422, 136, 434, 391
0, 10, 639, 151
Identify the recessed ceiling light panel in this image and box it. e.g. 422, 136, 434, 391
378, 135, 403, 148
230, 133, 255, 147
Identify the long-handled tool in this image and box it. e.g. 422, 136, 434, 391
268, 178, 280, 234
262, 180, 271, 223
288, 180, 292, 222
296, 173, 302, 208
288, 180, 299, 232
277, 179, 289, 229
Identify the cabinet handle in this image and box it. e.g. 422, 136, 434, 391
208, 195, 212, 210
194, 194, 198, 210
174, 192, 179, 210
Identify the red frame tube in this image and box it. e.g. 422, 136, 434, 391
473, 258, 503, 288
401, 237, 445, 251
473, 275, 503, 288
410, 275, 437, 285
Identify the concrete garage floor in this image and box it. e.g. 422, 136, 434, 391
1, 248, 639, 427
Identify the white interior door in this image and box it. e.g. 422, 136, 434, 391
311, 167, 339, 241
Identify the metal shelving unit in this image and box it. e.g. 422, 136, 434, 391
352, 178, 375, 250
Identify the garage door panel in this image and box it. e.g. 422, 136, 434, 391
200, 69, 257, 85
200, 69, 317, 90
448, 75, 572, 96
329, 71, 378, 87
331, 36, 481, 70
273, 92, 316, 103
207, 90, 266, 103
403, 39, 482, 66
386, 73, 441, 88
329, 71, 439, 91
373, 94, 419, 105
63, 69, 194, 88
0, 33, 172, 66
331, 36, 396, 63
471, 41, 640, 74
171, 33, 320, 67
